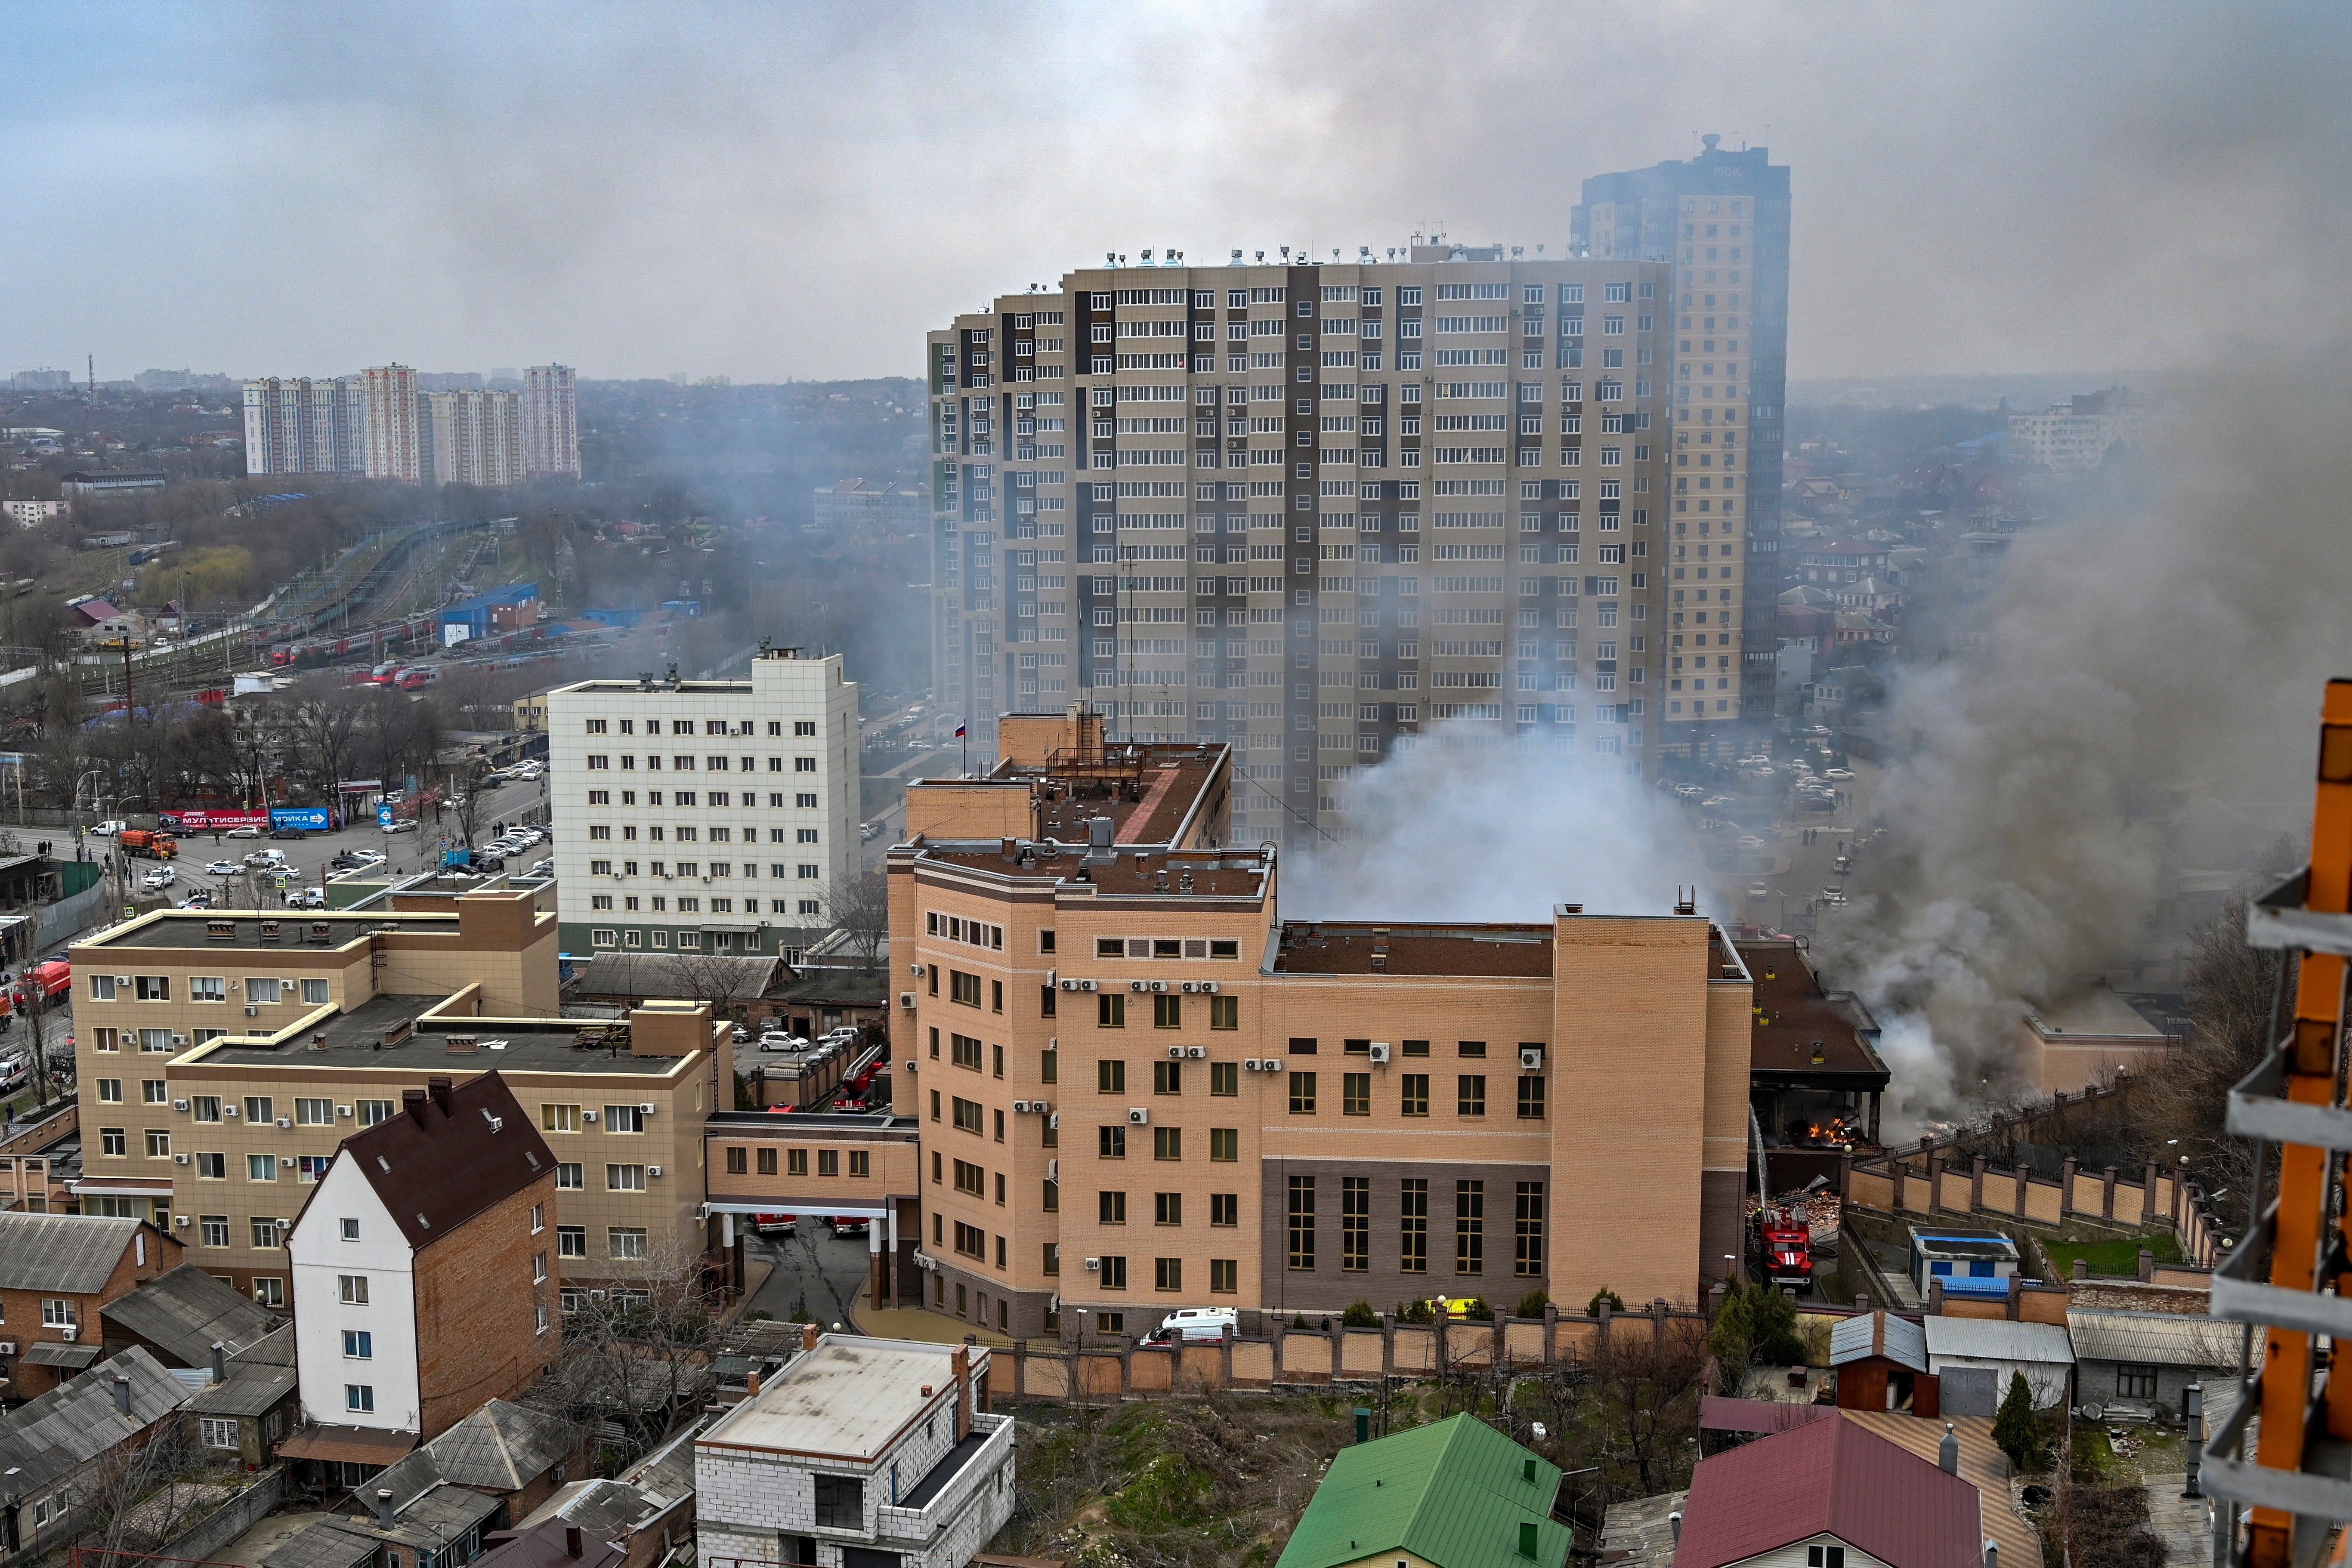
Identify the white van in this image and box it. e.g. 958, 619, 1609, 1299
1144, 1306, 1240, 1345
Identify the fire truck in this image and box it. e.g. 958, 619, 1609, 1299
1760, 1204, 1815, 1292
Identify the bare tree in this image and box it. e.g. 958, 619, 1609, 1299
827, 873, 890, 970
652, 949, 757, 1021
74, 1417, 216, 1565
519, 1235, 721, 1462
1567, 1317, 1711, 1500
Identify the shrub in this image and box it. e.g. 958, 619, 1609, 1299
1460, 1297, 1493, 1322
1398, 1299, 1435, 1325
1515, 1289, 1551, 1319
1994, 1370, 2046, 1470
1342, 1301, 1381, 1328
1586, 1287, 1627, 1317
1292, 1312, 1310, 1330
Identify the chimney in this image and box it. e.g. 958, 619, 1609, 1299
1668, 1513, 1682, 1545
1983, 1545, 1996, 1568
374, 1488, 397, 1531
403, 1087, 430, 1126
801, 1322, 819, 1353
1939, 1422, 1959, 1475
210, 1340, 227, 1386
427, 1075, 455, 1116
951, 1346, 972, 1442
746, 1370, 762, 1397
2184, 1383, 2205, 1497
566, 1528, 583, 1559
112, 1375, 131, 1415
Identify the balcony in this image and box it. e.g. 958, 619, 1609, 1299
874, 1412, 1015, 1543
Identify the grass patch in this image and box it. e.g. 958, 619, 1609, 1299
2042, 1233, 2182, 1279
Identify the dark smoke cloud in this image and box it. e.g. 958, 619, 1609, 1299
4, 3, 2345, 379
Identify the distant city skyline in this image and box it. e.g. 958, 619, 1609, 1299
3, 6, 2338, 385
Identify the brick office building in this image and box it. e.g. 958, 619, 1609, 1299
699, 710, 1756, 1341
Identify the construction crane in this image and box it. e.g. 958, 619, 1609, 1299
2206, 678, 2352, 1567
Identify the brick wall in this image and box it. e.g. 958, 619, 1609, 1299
412, 1169, 560, 1440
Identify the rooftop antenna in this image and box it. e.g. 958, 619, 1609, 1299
1386, 248, 1396, 261
1230, 249, 1243, 265
1280, 246, 1290, 260
1106, 251, 1117, 266
1358, 244, 1372, 259
1330, 247, 1340, 261
1254, 250, 1264, 263
1142, 248, 1153, 263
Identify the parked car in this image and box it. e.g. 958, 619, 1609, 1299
291, 887, 326, 909
1747, 883, 1770, 901
529, 858, 553, 878
176, 892, 213, 910
270, 826, 308, 840
1823, 768, 1855, 781
142, 866, 177, 889
206, 859, 241, 877
1142, 1306, 1240, 1346
224, 824, 262, 839
758, 1034, 812, 1053
382, 819, 418, 834
89, 820, 127, 836
244, 849, 287, 868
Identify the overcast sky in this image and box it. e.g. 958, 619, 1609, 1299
5, 2, 2343, 385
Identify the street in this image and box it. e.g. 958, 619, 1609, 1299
739, 1219, 880, 1329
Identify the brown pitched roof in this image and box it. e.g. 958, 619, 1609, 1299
1675, 1417, 1982, 1568
331, 1071, 556, 1250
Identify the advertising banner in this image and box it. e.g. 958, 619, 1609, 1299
170, 809, 271, 831
269, 806, 331, 832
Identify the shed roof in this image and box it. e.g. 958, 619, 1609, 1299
1673, 1417, 1981, 1568
1273, 1413, 1570, 1568
1921, 1318, 2074, 1365
571, 953, 780, 1001
188, 1325, 301, 1417
2066, 1310, 2238, 1369
373, 1399, 584, 1500
474, 1518, 626, 1568
0, 1347, 190, 1493
102, 1262, 281, 1365
0, 1211, 143, 1293
1830, 1311, 1929, 1374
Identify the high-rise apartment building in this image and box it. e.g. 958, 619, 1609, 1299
523, 364, 581, 480
1574, 137, 1790, 741
421, 388, 525, 488
360, 364, 423, 482
242, 377, 367, 477
928, 246, 1702, 846
545, 648, 860, 960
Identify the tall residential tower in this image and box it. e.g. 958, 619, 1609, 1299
928, 246, 1731, 848
1574, 137, 1790, 738
524, 364, 581, 479
241, 377, 366, 477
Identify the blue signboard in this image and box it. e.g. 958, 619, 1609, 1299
377, 804, 395, 827
270, 806, 330, 832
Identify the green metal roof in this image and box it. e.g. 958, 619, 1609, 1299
1275, 1414, 1571, 1568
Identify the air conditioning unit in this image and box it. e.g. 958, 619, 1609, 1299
275, 1116, 292, 1129
1199, 981, 1220, 994
1046, 1113, 1060, 1130
1045, 969, 1057, 988
899, 992, 917, 1009
1011, 1100, 1032, 1114
638, 1102, 656, 1116
244, 1005, 258, 1017
648, 1166, 663, 1178
909, 963, 927, 978
223, 1105, 240, 1118
173, 1034, 188, 1046
0, 1341, 14, 1355
1046, 1158, 1057, 1180
1058, 978, 1080, 991
1084, 1257, 1100, 1272
1180, 981, 1199, 994
113, 975, 130, 986
173, 1153, 189, 1165
1185, 1046, 1206, 1059
172, 1216, 189, 1228
1127, 1108, 1149, 1125
1148, 980, 1167, 993
1245, 1059, 1264, 1071
583, 1109, 599, 1123
1266, 1058, 1283, 1072
337, 1105, 352, 1117
1368, 1043, 1391, 1063
1166, 1045, 1185, 1059
695, 1204, 710, 1220
1078, 979, 1097, 992
1519, 1047, 1544, 1071
171, 1099, 189, 1111
904, 1058, 918, 1073
60, 1325, 78, 1343
1128, 980, 1147, 993
280, 1155, 295, 1167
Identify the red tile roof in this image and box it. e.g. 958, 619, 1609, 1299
1674, 1417, 1984, 1568
331, 1071, 556, 1250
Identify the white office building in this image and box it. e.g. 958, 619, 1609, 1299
547, 647, 860, 960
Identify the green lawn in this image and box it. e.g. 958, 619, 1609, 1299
2042, 1232, 2182, 1279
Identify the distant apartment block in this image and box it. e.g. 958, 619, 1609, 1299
59, 470, 168, 503
2008, 389, 2154, 470
361, 365, 423, 482
1576, 136, 1791, 728
10, 369, 74, 392
524, 365, 581, 480
813, 477, 927, 534
244, 377, 367, 477
423, 389, 525, 488
5, 498, 63, 527
545, 648, 860, 960
929, 246, 1697, 845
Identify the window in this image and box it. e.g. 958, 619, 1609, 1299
242, 978, 277, 1005
1097, 993, 1125, 1028
814, 1475, 864, 1530
2116, 1364, 2158, 1400
609, 1227, 648, 1259
40, 1298, 77, 1327
1152, 994, 1182, 1029
1342, 1176, 1370, 1272
191, 1095, 221, 1122
1455, 1180, 1484, 1274
296, 1098, 333, 1125
604, 1105, 644, 1133
145, 1129, 170, 1158
726, 1145, 747, 1174
190, 975, 226, 1002
1286, 1176, 1316, 1269
558, 1225, 586, 1258
1289, 1071, 1317, 1114
950, 970, 982, 1007
201, 1417, 239, 1451
195, 1151, 226, 1179
1210, 1061, 1238, 1096
1343, 1072, 1371, 1115
244, 1096, 274, 1124
950, 1032, 982, 1069
1518, 1075, 1547, 1119
1401, 1179, 1428, 1273
1210, 1258, 1238, 1294
250, 1217, 281, 1248
136, 975, 170, 1001
1153, 1060, 1182, 1095
607, 1164, 647, 1191
96, 1078, 122, 1103
1209, 1127, 1239, 1163
346, 1385, 375, 1414
1401, 1073, 1429, 1116
247, 1153, 276, 1181
338, 1274, 369, 1304
341, 1216, 361, 1241
302, 978, 330, 1005
1097, 1059, 1127, 1093
1807, 1550, 1847, 1568
1099, 1190, 1127, 1223
1099, 1255, 1129, 1290
1155, 1257, 1184, 1291
1515, 1182, 1545, 1276
1209, 994, 1238, 1029
954, 1221, 986, 1258
357, 1099, 393, 1126
850, 1150, 869, 1178
90, 974, 117, 1001
200, 1214, 229, 1246
1458, 1075, 1487, 1117
952, 1097, 983, 1133
557, 1162, 582, 1189
1153, 1126, 1182, 1161
343, 1329, 373, 1358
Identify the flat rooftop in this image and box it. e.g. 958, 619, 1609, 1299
2026, 985, 2177, 1041
1272, 921, 1554, 978
915, 741, 1225, 847
81, 911, 450, 951
186, 995, 687, 1076
915, 843, 1269, 899
1741, 941, 1889, 1083
699, 1335, 980, 1460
